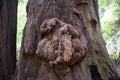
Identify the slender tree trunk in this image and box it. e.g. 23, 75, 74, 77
0, 0, 17, 80
18, 0, 120, 80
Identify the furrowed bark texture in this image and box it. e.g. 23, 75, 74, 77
18, 0, 120, 80
0, 0, 17, 80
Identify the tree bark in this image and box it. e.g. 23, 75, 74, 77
0, 0, 17, 80
18, 0, 120, 80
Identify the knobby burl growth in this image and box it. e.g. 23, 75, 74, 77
36, 18, 88, 80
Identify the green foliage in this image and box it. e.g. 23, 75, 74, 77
18, 0, 26, 3
99, 0, 120, 42
114, 0, 120, 16
17, 1, 27, 54
99, 0, 120, 62
98, 0, 111, 9
109, 52, 119, 63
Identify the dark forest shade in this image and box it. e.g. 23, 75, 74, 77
0, 0, 17, 80
17, 0, 120, 80
90, 65, 102, 80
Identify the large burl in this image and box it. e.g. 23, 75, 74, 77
36, 18, 87, 80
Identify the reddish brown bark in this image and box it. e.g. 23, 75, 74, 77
17, 0, 120, 80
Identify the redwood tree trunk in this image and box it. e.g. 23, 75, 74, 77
0, 0, 17, 80
18, 0, 120, 80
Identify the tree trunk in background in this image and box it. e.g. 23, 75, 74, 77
18, 0, 120, 80
0, 0, 17, 80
